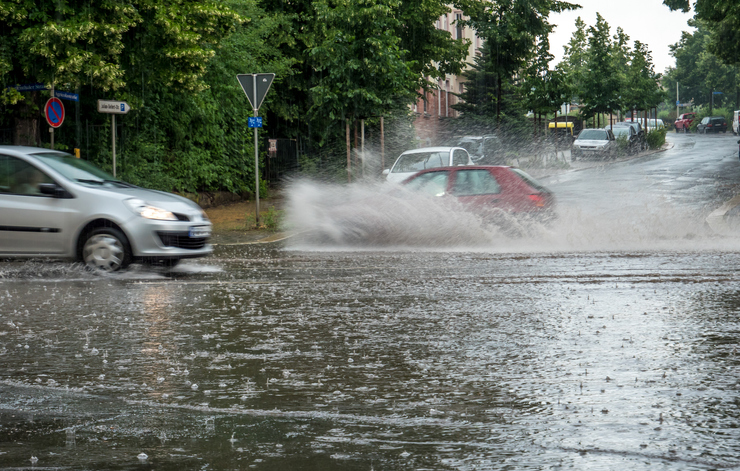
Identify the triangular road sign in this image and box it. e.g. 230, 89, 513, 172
237, 73, 275, 111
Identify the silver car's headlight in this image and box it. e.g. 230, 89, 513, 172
124, 198, 177, 221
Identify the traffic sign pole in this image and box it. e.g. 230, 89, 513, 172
253, 77, 260, 225
237, 73, 275, 227
97, 100, 130, 177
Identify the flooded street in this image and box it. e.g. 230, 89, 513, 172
3, 134, 740, 470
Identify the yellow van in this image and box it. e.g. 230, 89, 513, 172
548, 121, 574, 136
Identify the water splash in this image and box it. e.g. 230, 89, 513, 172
284, 179, 740, 252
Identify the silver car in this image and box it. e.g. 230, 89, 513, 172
0, 146, 212, 271
383, 146, 473, 183
571, 128, 617, 160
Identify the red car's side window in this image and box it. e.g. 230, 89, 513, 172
451, 169, 501, 196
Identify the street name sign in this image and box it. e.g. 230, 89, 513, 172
97, 100, 131, 114
54, 90, 79, 102
45, 97, 65, 128
237, 74, 275, 111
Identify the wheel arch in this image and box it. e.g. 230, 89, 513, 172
75, 219, 132, 262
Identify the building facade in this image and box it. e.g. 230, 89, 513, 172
412, 8, 481, 146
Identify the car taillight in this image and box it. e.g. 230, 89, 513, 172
708, 124, 713, 126
528, 194, 547, 207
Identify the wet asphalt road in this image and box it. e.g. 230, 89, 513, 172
2, 133, 740, 470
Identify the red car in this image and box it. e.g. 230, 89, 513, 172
402, 166, 556, 223
674, 112, 696, 133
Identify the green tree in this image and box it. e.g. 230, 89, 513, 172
662, 21, 739, 112
664, 0, 740, 67
454, 0, 579, 122
579, 14, 622, 126
558, 16, 588, 104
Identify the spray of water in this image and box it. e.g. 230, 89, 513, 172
284, 179, 740, 253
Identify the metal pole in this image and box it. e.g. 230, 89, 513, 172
346, 120, 351, 183
112, 114, 116, 177
361, 119, 365, 178
252, 74, 260, 226
50, 86, 55, 150
676, 82, 679, 120
380, 116, 384, 173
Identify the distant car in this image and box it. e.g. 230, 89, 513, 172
384, 147, 472, 183
0, 146, 213, 271
607, 125, 639, 155
454, 135, 504, 164
675, 112, 696, 133
616, 121, 646, 150
697, 116, 728, 134
403, 165, 556, 222
571, 128, 616, 160
646, 119, 665, 132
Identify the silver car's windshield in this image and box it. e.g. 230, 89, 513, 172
32, 152, 132, 187
391, 151, 449, 173
612, 127, 630, 136
578, 130, 608, 140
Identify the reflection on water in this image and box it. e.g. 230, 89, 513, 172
1, 248, 740, 469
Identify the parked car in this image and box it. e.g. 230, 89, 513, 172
403, 165, 556, 222
607, 125, 639, 155
571, 128, 617, 160
384, 147, 472, 183
697, 116, 728, 134
675, 112, 696, 133
0, 146, 213, 271
616, 121, 646, 151
453, 135, 504, 164
646, 119, 665, 132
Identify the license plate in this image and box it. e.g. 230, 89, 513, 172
189, 226, 211, 238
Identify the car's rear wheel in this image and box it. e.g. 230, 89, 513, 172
82, 227, 132, 272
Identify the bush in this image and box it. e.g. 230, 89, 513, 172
615, 134, 630, 154
646, 128, 666, 149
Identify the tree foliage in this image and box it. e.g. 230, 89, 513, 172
664, 0, 740, 67
662, 20, 739, 111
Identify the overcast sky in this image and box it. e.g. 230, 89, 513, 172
548, 0, 696, 74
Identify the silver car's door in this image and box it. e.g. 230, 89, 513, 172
0, 155, 75, 255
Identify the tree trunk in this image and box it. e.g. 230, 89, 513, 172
14, 118, 40, 146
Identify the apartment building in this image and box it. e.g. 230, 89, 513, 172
412, 8, 481, 146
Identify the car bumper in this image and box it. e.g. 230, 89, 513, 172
123, 219, 213, 259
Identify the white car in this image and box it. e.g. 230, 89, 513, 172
571, 129, 617, 160
0, 146, 212, 271
383, 146, 472, 183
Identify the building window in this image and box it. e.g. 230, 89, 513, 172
455, 13, 463, 40
443, 14, 448, 31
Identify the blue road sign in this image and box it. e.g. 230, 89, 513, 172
713, 91, 723, 95
248, 117, 263, 128
54, 90, 79, 102
15, 83, 47, 92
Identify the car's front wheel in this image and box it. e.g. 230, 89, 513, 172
82, 227, 132, 272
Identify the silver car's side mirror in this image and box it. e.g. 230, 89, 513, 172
39, 183, 72, 198
382, 169, 390, 176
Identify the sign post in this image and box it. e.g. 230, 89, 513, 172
44, 95, 65, 150
97, 100, 131, 177
237, 73, 275, 225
